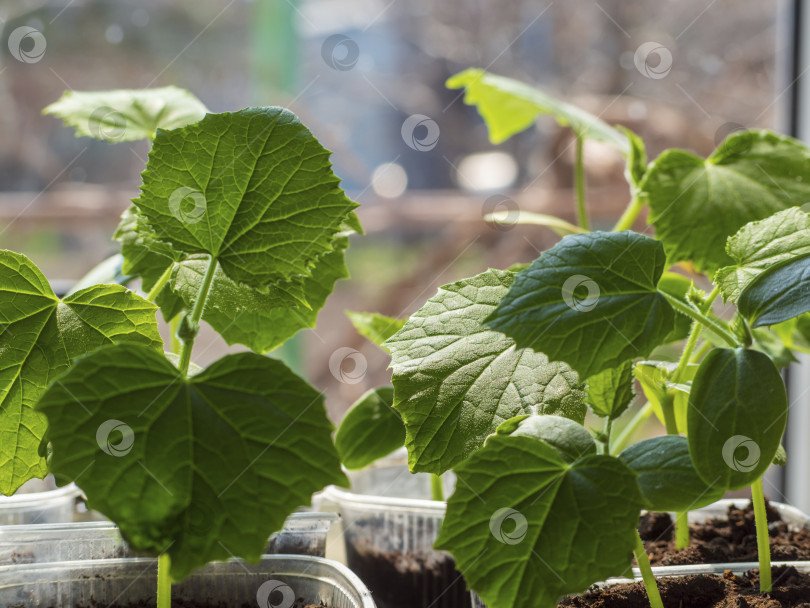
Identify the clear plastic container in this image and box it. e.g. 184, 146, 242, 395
0, 478, 80, 525
318, 449, 469, 608
687, 498, 810, 528
0, 512, 339, 564
0, 554, 376, 607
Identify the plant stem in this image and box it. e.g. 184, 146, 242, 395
660, 292, 737, 347
634, 530, 665, 608
690, 340, 713, 364
430, 473, 444, 502
178, 256, 218, 376
612, 193, 645, 232
673, 323, 702, 383
574, 135, 589, 231
169, 316, 182, 355
610, 402, 653, 455
675, 511, 690, 550
157, 553, 172, 608
602, 416, 613, 454
146, 265, 173, 302
751, 478, 772, 593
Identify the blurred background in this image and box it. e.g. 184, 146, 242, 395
0, 0, 785, 436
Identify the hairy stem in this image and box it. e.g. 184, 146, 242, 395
610, 402, 653, 455
690, 340, 713, 363
146, 264, 173, 302
157, 553, 172, 608
612, 193, 645, 232
675, 511, 690, 550
178, 256, 218, 376
430, 473, 445, 502
574, 135, 589, 230
751, 478, 772, 593
634, 530, 665, 608
660, 292, 737, 347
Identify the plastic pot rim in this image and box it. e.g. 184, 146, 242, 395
0, 483, 80, 509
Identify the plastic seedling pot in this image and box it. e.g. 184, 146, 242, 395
0, 478, 80, 525
0, 512, 339, 564
0, 554, 375, 608
318, 449, 469, 608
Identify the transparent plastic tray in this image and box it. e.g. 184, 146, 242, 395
0, 554, 375, 607
0, 478, 80, 525
0, 512, 339, 564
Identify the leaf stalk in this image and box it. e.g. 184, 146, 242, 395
574, 135, 589, 230
178, 256, 218, 376
751, 477, 772, 593
633, 530, 665, 608
157, 553, 172, 608
660, 292, 737, 348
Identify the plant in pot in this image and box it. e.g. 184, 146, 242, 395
0, 86, 364, 607
372, 69, 810, 607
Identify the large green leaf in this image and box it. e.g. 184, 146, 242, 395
585, 360, 635, 419
618, 436, 724, 512
643, 130, 810, 271
0, 251, 161, 494
436, 433, 642, 608
738, 256, 810, 327
133, 107, 358, 288
485, 232, 675, 378
447, 69, 628, 152
498, 414, 596, 463
716, 208, 810, 303
44, 86, 207, 142
36, 344, 347, 579
335, 387, 404, 470
658, 272, 693, 343
687, 348, 787, 491
385, 269, 585, 475
346, 311, 405, 347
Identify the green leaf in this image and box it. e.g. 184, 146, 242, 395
0, 251, 162, 494
618, 125, 647, 187
498, 414, 596, 463
44, 86, 207, 142
132, 107, 358, 288
773, 444, 787, 467
436, 433, 642, 608
585, 360, 635, 419
643, 130, 810, 271
346, 311, 405, 346
446, 68, 629, 152
335, 387, 405, 469
385, 269, 586, 474
658, 272, 693, 343
36, 344, 347, 579
738, 256, 810, 327
715, 208, 810, 303
483, 211, 586, 237
687, 347, 787, 491
485, 232, 675, 378
618, 436, 724, 512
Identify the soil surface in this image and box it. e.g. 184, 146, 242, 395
638, 501, 810, 566
559, 566, 810, 608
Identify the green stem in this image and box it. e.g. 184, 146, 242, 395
602, 416, 613, 455
146, 265, 173, 302
610, 402, 653, 455
675, 511, 690, 549
673, 323, 702, 383
660, 393, 679, 436
574, 135, 589, 230
691, 340, 713, 364
157, 553, 172, 608
634, 530, 665, 608
751, 478, 772, 593
612, 192, 645, 232
177, 256, 218, 377
169, 316, 182, 355
430, 473, 444, 502
660, 292, 737, 347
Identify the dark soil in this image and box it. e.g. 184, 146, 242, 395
559, 566, 810, 608
15, 601, 325, 608
638, 501, 810, 566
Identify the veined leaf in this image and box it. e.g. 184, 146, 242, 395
385, 269, 585, 475
436, 433, 642, 608
44, 86, 207, 142
716, 208, 810, 303
619, 435, 724, 512
0, 251, 161, 494
658, 272, 693, 343
446, 68, 628, 153
585, 360, 635, 419
346, 311, 405, 346
738, 256, 810, 327
498, 414, 596, 463
335, 387, 404, 469
36, 344, 347, 580
133, 107, 358, 288
643, 130, 810, 271
687, 348, 787, 491
485, 231, 675, 378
